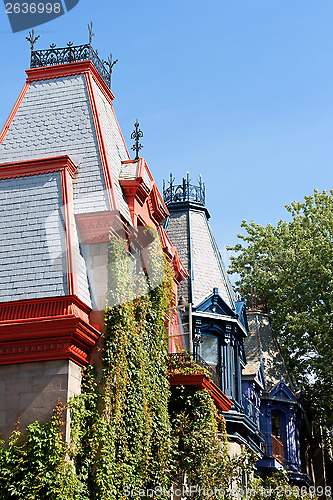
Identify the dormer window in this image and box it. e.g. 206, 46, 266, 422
201, 333, 218, 365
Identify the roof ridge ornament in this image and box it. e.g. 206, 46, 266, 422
88, 22, 94, 46
26, 29, 40, 52
105, 54, 118, 89
131, 120, 144, 160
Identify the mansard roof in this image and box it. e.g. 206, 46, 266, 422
190, 207, 235, 308
163, 175, 236, 311
0, 61, 132, 223
244, 311, 295, 391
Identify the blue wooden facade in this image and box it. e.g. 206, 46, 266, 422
163, 175, 264, 455
245, 312, 310, 485
164, 174, 310, 484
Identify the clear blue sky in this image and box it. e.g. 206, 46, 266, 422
1, 0, 333, 273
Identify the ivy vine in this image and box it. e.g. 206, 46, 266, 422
0, 233, 316, 500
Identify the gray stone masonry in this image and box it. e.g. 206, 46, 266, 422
0, 359, 81, 442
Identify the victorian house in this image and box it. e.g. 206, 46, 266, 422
244, 311, 310, 486
163, 174, 263, 457
0, 38, 198, 440
0, 34, 314, 490
163, 174, 313, 487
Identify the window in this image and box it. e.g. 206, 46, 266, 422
272, 414, 282, 439
201, 334, 218, 365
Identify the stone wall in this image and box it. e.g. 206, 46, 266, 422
0, 359, 81, 441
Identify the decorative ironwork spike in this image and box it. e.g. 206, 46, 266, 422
67, 41, 73, 47
105, 54, 118, 88
107, 53, 118, 71
50, 43, 56, 49
26, 29, 40, 51
88, 22, 94, 45
130, 120, 144, 160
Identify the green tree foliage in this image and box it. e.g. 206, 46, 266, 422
247, 470, 315, 500
228, 189, 333, 425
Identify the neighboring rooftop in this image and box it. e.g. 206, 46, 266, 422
244, 311, 295, 391
163, 173, 236, 309
163, 172, 205, 206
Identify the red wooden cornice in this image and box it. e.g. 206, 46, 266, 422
149, 184, 169, 223
119, 179, 150, 206
26, 60, 115, 102
0, 295, 90, 322
75, 210, 127, 244
0, 155, 77, 180
169, 373, 233, 412
0, 295, 100, 366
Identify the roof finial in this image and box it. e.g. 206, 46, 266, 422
88, 22, 94, 46
26, 29, 40, 52
105, 54, 118, 89
131, 120, 143, 160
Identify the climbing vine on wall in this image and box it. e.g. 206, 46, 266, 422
169, 385, 255, 499
70, 232, 174, 499
0, 231, 316, 500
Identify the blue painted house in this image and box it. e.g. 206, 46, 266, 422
244, 311, 310, 485
163, 174, 311, 485
163, 174, 264, 457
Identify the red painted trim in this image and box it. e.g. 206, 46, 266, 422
169, 373, 232, 412
86, 66, 116, 104
0, 156, 77, 180
0, 317, 100, 366
0, 82, 30, 145
136, 158, 144, 178
26, 61, 115, 100
75, 210, 126, 243
119, 158, 171, 229
60, 168, 77, 296
90, 70, 114, 107
119, 179, 150, 205
0, 296, 100, 366
121, 159, 137, 164
84, 71, 119, 212
0, 295, 90, 323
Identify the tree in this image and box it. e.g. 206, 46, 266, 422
228, 189, 333, 426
